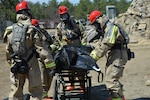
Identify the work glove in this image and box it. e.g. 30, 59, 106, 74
45, 61, 56, 69
7, 60, 12, 66
81, 42, 87, 45
50, 44, 56, 52
90, 50, 100, 61
63, 36, 71, 44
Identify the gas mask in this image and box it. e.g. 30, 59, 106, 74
60, 13, 69, 23
93, 21, 103, 37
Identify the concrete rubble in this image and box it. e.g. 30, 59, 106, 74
145, 80, 150, 86
116, 0, 150, 44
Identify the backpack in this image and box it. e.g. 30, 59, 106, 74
115, 24, 135, 60
11, 23, 28, 58
115, 24, 130, 44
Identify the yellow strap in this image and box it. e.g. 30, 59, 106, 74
112, 98, 123, 100
109, 25, 118, 44
45, 61, 56, 68
81, 42, 86, 45
3, 26, 13, 38
50, 44, 56, 51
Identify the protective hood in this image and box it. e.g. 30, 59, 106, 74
96, 14, 109, 30
16, 14, 31, 25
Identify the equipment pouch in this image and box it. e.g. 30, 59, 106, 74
127, 48, 135, 60
11, 60, 29, 74
19, 59, 29, 74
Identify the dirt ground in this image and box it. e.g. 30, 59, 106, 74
1, 35, 150, 100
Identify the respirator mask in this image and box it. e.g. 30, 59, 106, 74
60, 13, 69, 23
93, 21, 103, 37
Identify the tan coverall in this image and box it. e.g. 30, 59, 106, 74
88, 15, 128, 97
36, 27, 54, 98
5, 14, 54, 100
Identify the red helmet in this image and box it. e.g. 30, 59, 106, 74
89, 10, 102, 24
31, 19, 39, 27
16, 1, 29, 12
58, 6, 68, 14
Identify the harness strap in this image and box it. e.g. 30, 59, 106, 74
26, 50, 35, 62
98, 71, 104, 83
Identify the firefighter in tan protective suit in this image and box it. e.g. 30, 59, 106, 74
4, 1, 55, 100
88, 10, 129, 100
31, 19, 54, 100
56, 5, 85, 91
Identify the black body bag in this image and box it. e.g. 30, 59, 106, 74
54, 45, 103, 82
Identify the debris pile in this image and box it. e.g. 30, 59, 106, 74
116, 0, 150, 43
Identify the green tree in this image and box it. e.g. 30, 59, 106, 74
116, 0, 131, 14
0, 0, 132, 22
92, 0, 107, 14
47, 0, 59, 19
75, 0, 92, 19
0, 0, 19, 21
29, 2, 42, 19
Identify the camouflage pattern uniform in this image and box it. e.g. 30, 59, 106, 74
5, 14, 54, 100
56, 17, 83, 47
56, 16, 85, 89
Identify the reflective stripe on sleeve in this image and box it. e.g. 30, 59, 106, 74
45, 61, 56, 68
109, 25, 118, 44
